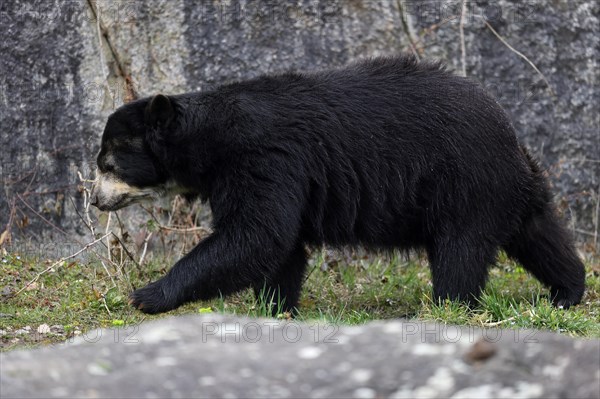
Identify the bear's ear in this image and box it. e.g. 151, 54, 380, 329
145, 94, 174, 128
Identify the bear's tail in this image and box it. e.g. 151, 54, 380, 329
503, 146, 585, 308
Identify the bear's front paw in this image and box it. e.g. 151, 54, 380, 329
129, 279, 183, 314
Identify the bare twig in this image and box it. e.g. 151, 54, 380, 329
113, 211, 127, 241
70, 178, 143, 274
88, 0, 113, 105
16, 194, 70, 237
105, 211, 112, 262
76, 172, 117, 286
459, 0, 468, 77
303, 263, 319, 284
482, 316, 517, 327
477, 16, 555, 97
396, 0, 421, 60
14, 233, 111, 297
86, 0, 137, 102
101, 296, 112, 316
409, 15, 468, 58
140, 204, 211, 234
100, 259, 117, 286
75, 171, 139, 279
110, 232, 143, 273
77, 171, 97, 237
22, 185, 78, 197
0, 197, 16, 246
567, 203, 577, 237
574, 228, 598, 238
156, 225, 211, 233
139, 232, 153, 266
594, 186, 599, 249
406, 11, 554, 97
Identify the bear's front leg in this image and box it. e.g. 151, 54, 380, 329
130, 162, 304, 314
130, 227, 299, 314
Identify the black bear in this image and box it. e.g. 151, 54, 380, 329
91, 55, 585, 314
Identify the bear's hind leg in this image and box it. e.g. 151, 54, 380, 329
253, 245, 308, 316
503, 208, 585, 308
427, 234, 497, 305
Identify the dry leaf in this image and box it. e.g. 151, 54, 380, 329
0, 229, 10, 246
25, 282, 38, 291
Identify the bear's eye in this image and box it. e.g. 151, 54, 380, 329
100, 161, 115, 173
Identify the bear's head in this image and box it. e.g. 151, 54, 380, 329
91, 94, 180, 211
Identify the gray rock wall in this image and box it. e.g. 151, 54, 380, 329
406, 0, 599, 244
1, 0, 598, 250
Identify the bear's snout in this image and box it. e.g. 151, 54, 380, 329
89, 185, 127, 211
90, 173, 131, 211
91, 171, 157, 211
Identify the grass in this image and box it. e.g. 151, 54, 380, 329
1, 247, 598, 350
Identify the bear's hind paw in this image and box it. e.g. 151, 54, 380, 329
551, 286, 584, 309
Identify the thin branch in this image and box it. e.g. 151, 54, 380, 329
477, 16, 555, 97
68, 194, 143, 274
113, 211, 127, 240
0, 197, 16, 246
77, 171, 97, 237
303, 263, 319, 284
140, 204, 211, 234
105, 211, 112, 262
22, 185, 78, 197
88, 0, 113, 105
86, 0, 137, 101
573, 228, 598, 238
459, 0, 468, 77
139, 232, 153, 266
110, 232, 143, 272
594, 186, 599, 249
16, 194, 70, 237
100, 295, 112, 317
482, 316, 516, 327
75, 173, 117, 285
13, 233, 111, 297
156, 225, 211, 233
409, 15, 470, 58
409, 11, 554, 97
396, 0, 421, 60
74, 169, 142, 276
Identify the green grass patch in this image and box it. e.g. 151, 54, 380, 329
1, 248, 598, 350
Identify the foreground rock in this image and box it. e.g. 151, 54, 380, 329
1, 315, 598, 398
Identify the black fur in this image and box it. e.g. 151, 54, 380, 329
95, 55, 585, 314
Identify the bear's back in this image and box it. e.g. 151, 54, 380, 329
205, 56, 532, 248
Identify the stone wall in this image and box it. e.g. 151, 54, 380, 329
1, 1, 597, 250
